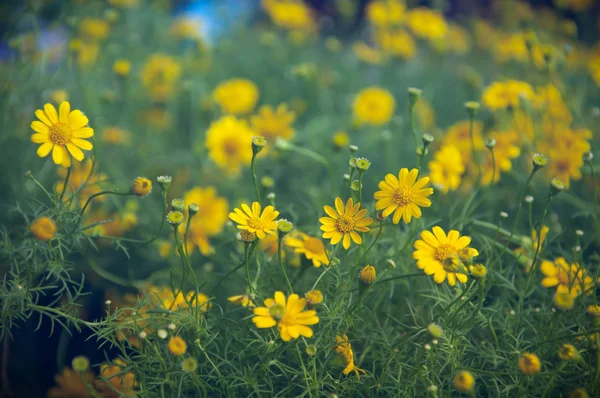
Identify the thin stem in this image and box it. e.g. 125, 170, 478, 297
358, 173, 364, 205
183, 213, 193, 257
59, 166, 72, 203
295, 343, 313, 398
594, 331, 600, 394
78, 371, 102, 398
410, 105, 418, 149
251, 152, 261, 204
26, 173, 54, 202
359, 221, 383, 262
279, 235, 293, 293
69, 190, 133, 235
244, 244, 255, 296
310, 266, 330, 291
210, 242, 257, 295
469, 116, 481, 184
507, 170, 537, 251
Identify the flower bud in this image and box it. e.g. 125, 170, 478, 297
583, 152, 593, 162
465, 101, 480, 118
356, 157, 370, 172
188, 203, 199, 216
408, 87, 422, 107
532, 153, 548, 171
350, 180, 361, 192
553, 292, 574, 311
182, 358, 198, 373
171, 198, 185, 212
277, 219, 293, 237
306, 345, 317, 356
376, 211, 387, 222
252, 136, 267, 155
485, 137, 496, 149
157, 175, 172, 192
427, 323, 443, 339
422, 133, 434, 148
349, 145, 359, 153
550, 178, 565, 196
359, 265, 376, 284
167, 211, 184, 226
349, 157, 357, 169
72, 356, 89, 372
131, 177, 152, 197
239, 230, 257, 244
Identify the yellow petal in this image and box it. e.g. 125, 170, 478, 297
44, 103, 59, 124
59, 101, 71, 123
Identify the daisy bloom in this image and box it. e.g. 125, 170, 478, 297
374, 168, 433, 224
352, 87, 395, 126
518, 352, 541, 375
319, 197, 373, 250
228, 294, 255, 307
31, 102, 94, 167
540, 257, 594, 297
30, 216, 57, 241
205, 116, 254, 177
252, 291, 319, 341
229, 202, 279, 239
167, 336, 187, 356
413, 226, 479, 286
285, 232, 330, 267
428, 144, 464, 193
335, 334, 366, 379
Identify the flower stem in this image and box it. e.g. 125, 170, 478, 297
278, 235, 293, 293
78, 371, 102, 398
59, 166, 72, 203
359, 221, 383, 262
507, 170, 537, 254
295, 343, 313, 398
251, 152, 261, 204
244, 244, 255, 296
469, 116, 481, 184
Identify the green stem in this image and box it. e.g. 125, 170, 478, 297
78, 371, 102, 398
469, 116, 481, 184
69, 190, 133, 235
507, 170, 537, 253
244, 244, 255, 296
26, 173, 55, 202
209, 242, 257, 295
359, 221, 383, 262
295, 343, 313, 398
279, 235, 293, 293
59, 166, 72, 203
594, 331, 600, 394
358, 173, 364, 205
251, 152, 261, 204
541, 362, 566, 397
410, 105, 418, 149
310, 266, 330, 291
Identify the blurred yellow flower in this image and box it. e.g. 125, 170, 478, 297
428, 144, 464, 194
305, 290, 323, 305
108, 0, 140, 8
285, 232, 330, 267
413, 226, 478, 286
262, 0, 317, 32
229, 202, 279, 239
453, 370, 475, 393
48, 367, 97, 398
30, 216, 57, 241
518, 353, 541, 375
103, 126, 131, 145
183, 186, 229, 255
141, 54, 182, 101
205, 116, 254, 176
335, 334, 366, 378
374, 168, 433, 224
168, 336, 187, 356
131, 177, 152, 197
251, 104, 296, 143
320, 197, 373, 250
375, 29, 416, 60
406, 8, 447, 40
212, 78, 259, 115
353, 87, 395, 126
79, 18, 110, 41
146, 286, 211, 312
170, 17, 204, 41
366, 0, 405, 27
480, 131, 521, 186
113, 59, 131, 76
482, 80, 535, 111
432, 23, 471, 54
494, 33, 528, 63
50, 90, 68, 104
540, 257, 594, 297
352, 41, 384, 65
252, 291, 319, 341
96, 359, 136, 397
443, 120, 484, 164
228, 294, 255, 307
31, 101, 94, 167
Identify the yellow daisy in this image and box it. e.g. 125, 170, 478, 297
285, 232, 330, 267
212, 78, 259, 115
352, 87, 395, 126
31, 101, 94, 167
252, 291, 319, 341
413, 226, 479, 286
374, 168, 433, 224
319, 197, 373, 250
334, 334, 366, 379
250, 103, 296, 143
428, 144, 465, 194
540, 257, 594, 297
183, 186, 229, 255
228, 202, 279, 239
205, 116, 254, 177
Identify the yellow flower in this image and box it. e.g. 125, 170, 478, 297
31, 101, 94, 167
79, 18, 110, 40
102, 127, 131, 145
375, 29, 416, 60
183, 186, 229, 255
406, 7, 447, 40
50, 90, 68, 104
170, 17, 203, 41
558, 344, 579, 361
432, 23, 471, 54
252, 291, 319, 341
554, 291, 575, 311
304, 290, 323, 305
228, 294, 255, 307
251, 104, 296, 143
285, 232, 329, 267
518, 352, 541, 375
494, 33, 528, 63
229, 202, 279, 239
569, 387, 589, 398
332, 131, 350, 149
168, 336, 187, 356
428, 144, 465, 194
482, 80, 535, 111
262, 0, 317, 32
543, 130, 590, 189
480, 131, 521, 185
374, 168, 433, 224
141, 54, 182, 101
366, 0, 405, 27
353, 87, 395, 126
48, 367, 97, 398
413, 226, 479, 286
30, 216, 57, 241
359, 265, 377, 284
212, 78, 259, 115
96, 359, 136, 397
319, 197, 373, 250
146, 286, 211, 313
205, 116, 254, 176
469, 264, 487, 280
108, 0, 140, 8
55, 159, 104, 206
113, 59, 131, 76
588, 304, 600, 317
335, 334, 366, 379
540, 257, 593, 297
131, 177, 152, 197
453, 370, 475, 393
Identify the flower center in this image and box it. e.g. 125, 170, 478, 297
247, 216, 264, 230
435, 244, 456, 262
268, 303, 285, 320
555, 159, 569, 172
49, 123, 72, 145
223, 139, 239, 155
336, 215, 355, 233
392, 187, 412, 206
